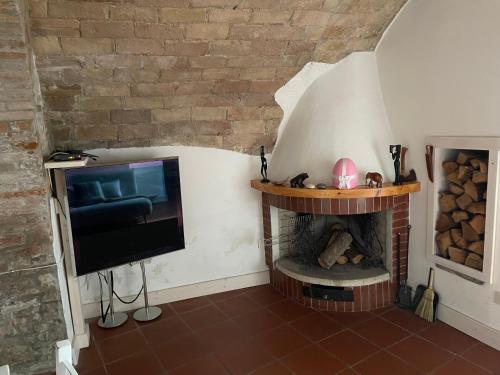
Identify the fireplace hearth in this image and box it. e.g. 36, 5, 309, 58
251, 180, 420, 312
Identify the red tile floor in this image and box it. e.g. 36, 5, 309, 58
72, 285, 500, 375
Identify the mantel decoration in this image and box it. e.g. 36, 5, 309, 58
260, 145, 270, 183
390, 144, 402, 185
332, 158, 358, 189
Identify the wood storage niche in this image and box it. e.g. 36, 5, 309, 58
427, 137, 500, 284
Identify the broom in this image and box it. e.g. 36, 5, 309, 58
415, 268, 436, 322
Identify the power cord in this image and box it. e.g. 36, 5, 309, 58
97, 270, 144, 323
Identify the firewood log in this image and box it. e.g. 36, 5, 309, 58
463, 180, 483, 202
457, 152, 474, 165
470, 159, 481, 169
465, 253, 483, 271
451, 228, 469, 249
461, 221, 480, 242
442, 161, 458, 174
472, 171, 487, 183
468, 241, 484, 256
467, 202, 486, 215
470, 159, 487, 172
448, 246, 467, 264
345, 248, 364, 265
436, 231, 452, 256
469, 214, 485, 234
318, 231, 352, 269
479, 159, 488, 174
336, 255, 348, 265
456, 193, 473, 210
449, 183, 465, 195
451, 210, 469, 223
448, 171, 461, 185
435, 213, 455, 232
457, 165, 473, 181
439, 193, 457, 213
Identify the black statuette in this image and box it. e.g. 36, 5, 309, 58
390, 144, 402, 185
260, 145, 270, 183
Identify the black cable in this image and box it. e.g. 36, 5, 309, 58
46, 170, 67, 220
97, 272, 110, 322
98, 271, 144, 305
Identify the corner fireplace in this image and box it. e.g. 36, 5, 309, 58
252, 180, 420, 312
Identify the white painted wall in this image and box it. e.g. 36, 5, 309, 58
78, 147, 266, 306
269, 53, 395, 185
376, 0, 500, 331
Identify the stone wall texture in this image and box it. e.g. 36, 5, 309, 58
27, 0, 407, 154
0, 0, 66, 374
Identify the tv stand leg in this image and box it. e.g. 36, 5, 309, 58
133, 260, 162, 322
97, 270, 128, 329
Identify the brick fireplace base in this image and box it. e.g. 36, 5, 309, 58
271, 268, 395, 312
261, 192, 410, 312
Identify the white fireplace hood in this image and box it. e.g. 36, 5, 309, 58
268, 52, 395, 186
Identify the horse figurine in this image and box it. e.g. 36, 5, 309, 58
366, 172, 383, 188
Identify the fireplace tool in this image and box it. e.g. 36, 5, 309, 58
396, 225, 412, 308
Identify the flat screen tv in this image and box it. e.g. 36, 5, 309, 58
65, 158, 184, 276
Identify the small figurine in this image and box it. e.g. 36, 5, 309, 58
390, 144, 402, 185
260, 145, 269, 183
332, 158, 358, 189
401, 169, 417, 183
366, 172, 383, 188
290, 173, 309, 188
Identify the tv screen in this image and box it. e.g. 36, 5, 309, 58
65, 158, 184, 276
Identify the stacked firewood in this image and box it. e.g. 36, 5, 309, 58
435, 152, 487, 271
318, 225, 364, 269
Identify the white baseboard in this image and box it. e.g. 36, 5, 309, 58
82, 270, 270, 319
438, 303, 500, 351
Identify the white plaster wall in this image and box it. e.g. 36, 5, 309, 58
268, 53, 395, 185
376, 0, 500, 330
78, 147, 266, 304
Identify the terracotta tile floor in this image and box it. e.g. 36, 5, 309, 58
71, 285, 500, 375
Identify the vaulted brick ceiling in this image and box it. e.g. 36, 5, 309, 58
29, 0, 406, 154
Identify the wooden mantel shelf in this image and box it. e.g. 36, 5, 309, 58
251, 179, 421, 199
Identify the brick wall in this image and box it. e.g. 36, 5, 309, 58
27, 0, 406, 153
0, 1, 66, 373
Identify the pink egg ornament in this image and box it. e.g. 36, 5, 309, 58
332, 158, 358, 189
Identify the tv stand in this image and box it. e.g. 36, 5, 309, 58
133, 260, 162, 322
97, 270, 128, 328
